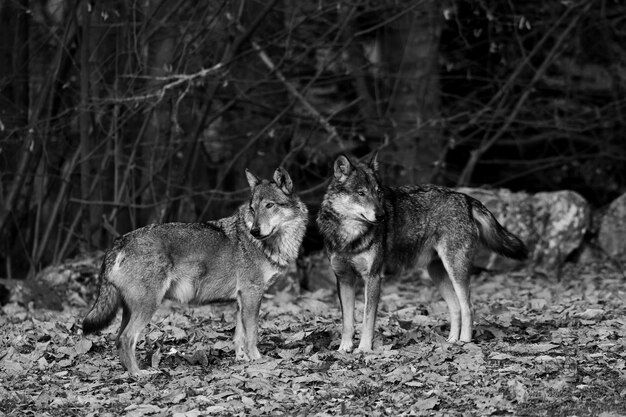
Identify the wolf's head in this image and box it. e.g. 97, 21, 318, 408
244, 167, 308, 241
324, 153, 385, 224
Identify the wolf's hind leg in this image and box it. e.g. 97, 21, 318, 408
428, 259, 461, 342
116, 302, 131, 346
439, 253, 473, 343
117, 302, 158, 376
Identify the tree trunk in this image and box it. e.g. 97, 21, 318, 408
380, 0, 442, 186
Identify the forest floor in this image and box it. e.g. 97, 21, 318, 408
1, 258, 626, 417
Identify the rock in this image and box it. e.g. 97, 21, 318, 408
457, 188, 535, 271
531, 191, 590, 270
458, 188, 590, 272
598, 192, 626, 260
12, 278, 64, 311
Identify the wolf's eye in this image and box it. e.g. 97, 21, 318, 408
249, 206, 255, 214
357, 190, 366, 197
265, 202, 275, 209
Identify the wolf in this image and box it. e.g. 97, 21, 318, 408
83, 167, 308, 375
317, 154, 528, 352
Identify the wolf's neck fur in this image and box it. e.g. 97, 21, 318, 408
317, 202, 377, 254
261, 218, 307, 267
238, 205, 307, 269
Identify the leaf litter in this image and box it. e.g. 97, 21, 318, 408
1, 260, 626, 416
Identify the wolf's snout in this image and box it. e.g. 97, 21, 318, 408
362, 209, 384, 224
250, 226, 261, 238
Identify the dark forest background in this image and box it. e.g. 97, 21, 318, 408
0, 0, 625, 279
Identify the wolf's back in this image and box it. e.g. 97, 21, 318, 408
470, 199, 528, 261
83, 251, 121, 334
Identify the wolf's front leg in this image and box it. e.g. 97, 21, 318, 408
234, 288, 263, 361
234, 291, 246, 360
331, 255, 358, 353
357, 273, 381, 352
336, 276, 357, 352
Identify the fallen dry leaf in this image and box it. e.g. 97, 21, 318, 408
0, 261, 625, 416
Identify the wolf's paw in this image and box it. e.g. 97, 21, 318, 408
337, 341, 354, 353
235, 346, 249, 361
446, 336, 459, 343
235, 346, 263, 361
126, 368, 158, 379
247, 348, 263, 361
356, 339, 373, 353
459, 335, 473, 343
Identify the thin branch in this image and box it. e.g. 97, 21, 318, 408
457, 4, 589, 186
231, 18, 339, 140
79, 0, 92, 250
199, 100, 297, 219
94, 63, 225, 104
32, 145, 82, 270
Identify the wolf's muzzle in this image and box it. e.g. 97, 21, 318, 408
250, 227, 272, 240
360, 213, 384, 225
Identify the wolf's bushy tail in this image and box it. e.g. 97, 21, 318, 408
470, 200, 528, 261
83, 255, 121, 334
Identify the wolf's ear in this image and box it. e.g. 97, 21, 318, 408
245, 169, 261, 189
334, 154, 352, 182
369, 151, 379, 172
273, 167, 294, 195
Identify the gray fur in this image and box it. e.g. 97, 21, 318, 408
83, 168, 308, 375
317, 154, 527, 351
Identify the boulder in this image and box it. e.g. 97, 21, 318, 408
457, 188, 535, 271
531, 191, 590, 270
598, 192, 626, 260
458, 188, 590, 272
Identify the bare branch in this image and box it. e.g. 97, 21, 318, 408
230, 17, 339, 141
95, 63, 225, 104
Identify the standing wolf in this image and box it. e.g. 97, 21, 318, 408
317, 154, 527, 352
83, 168, 308, 375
